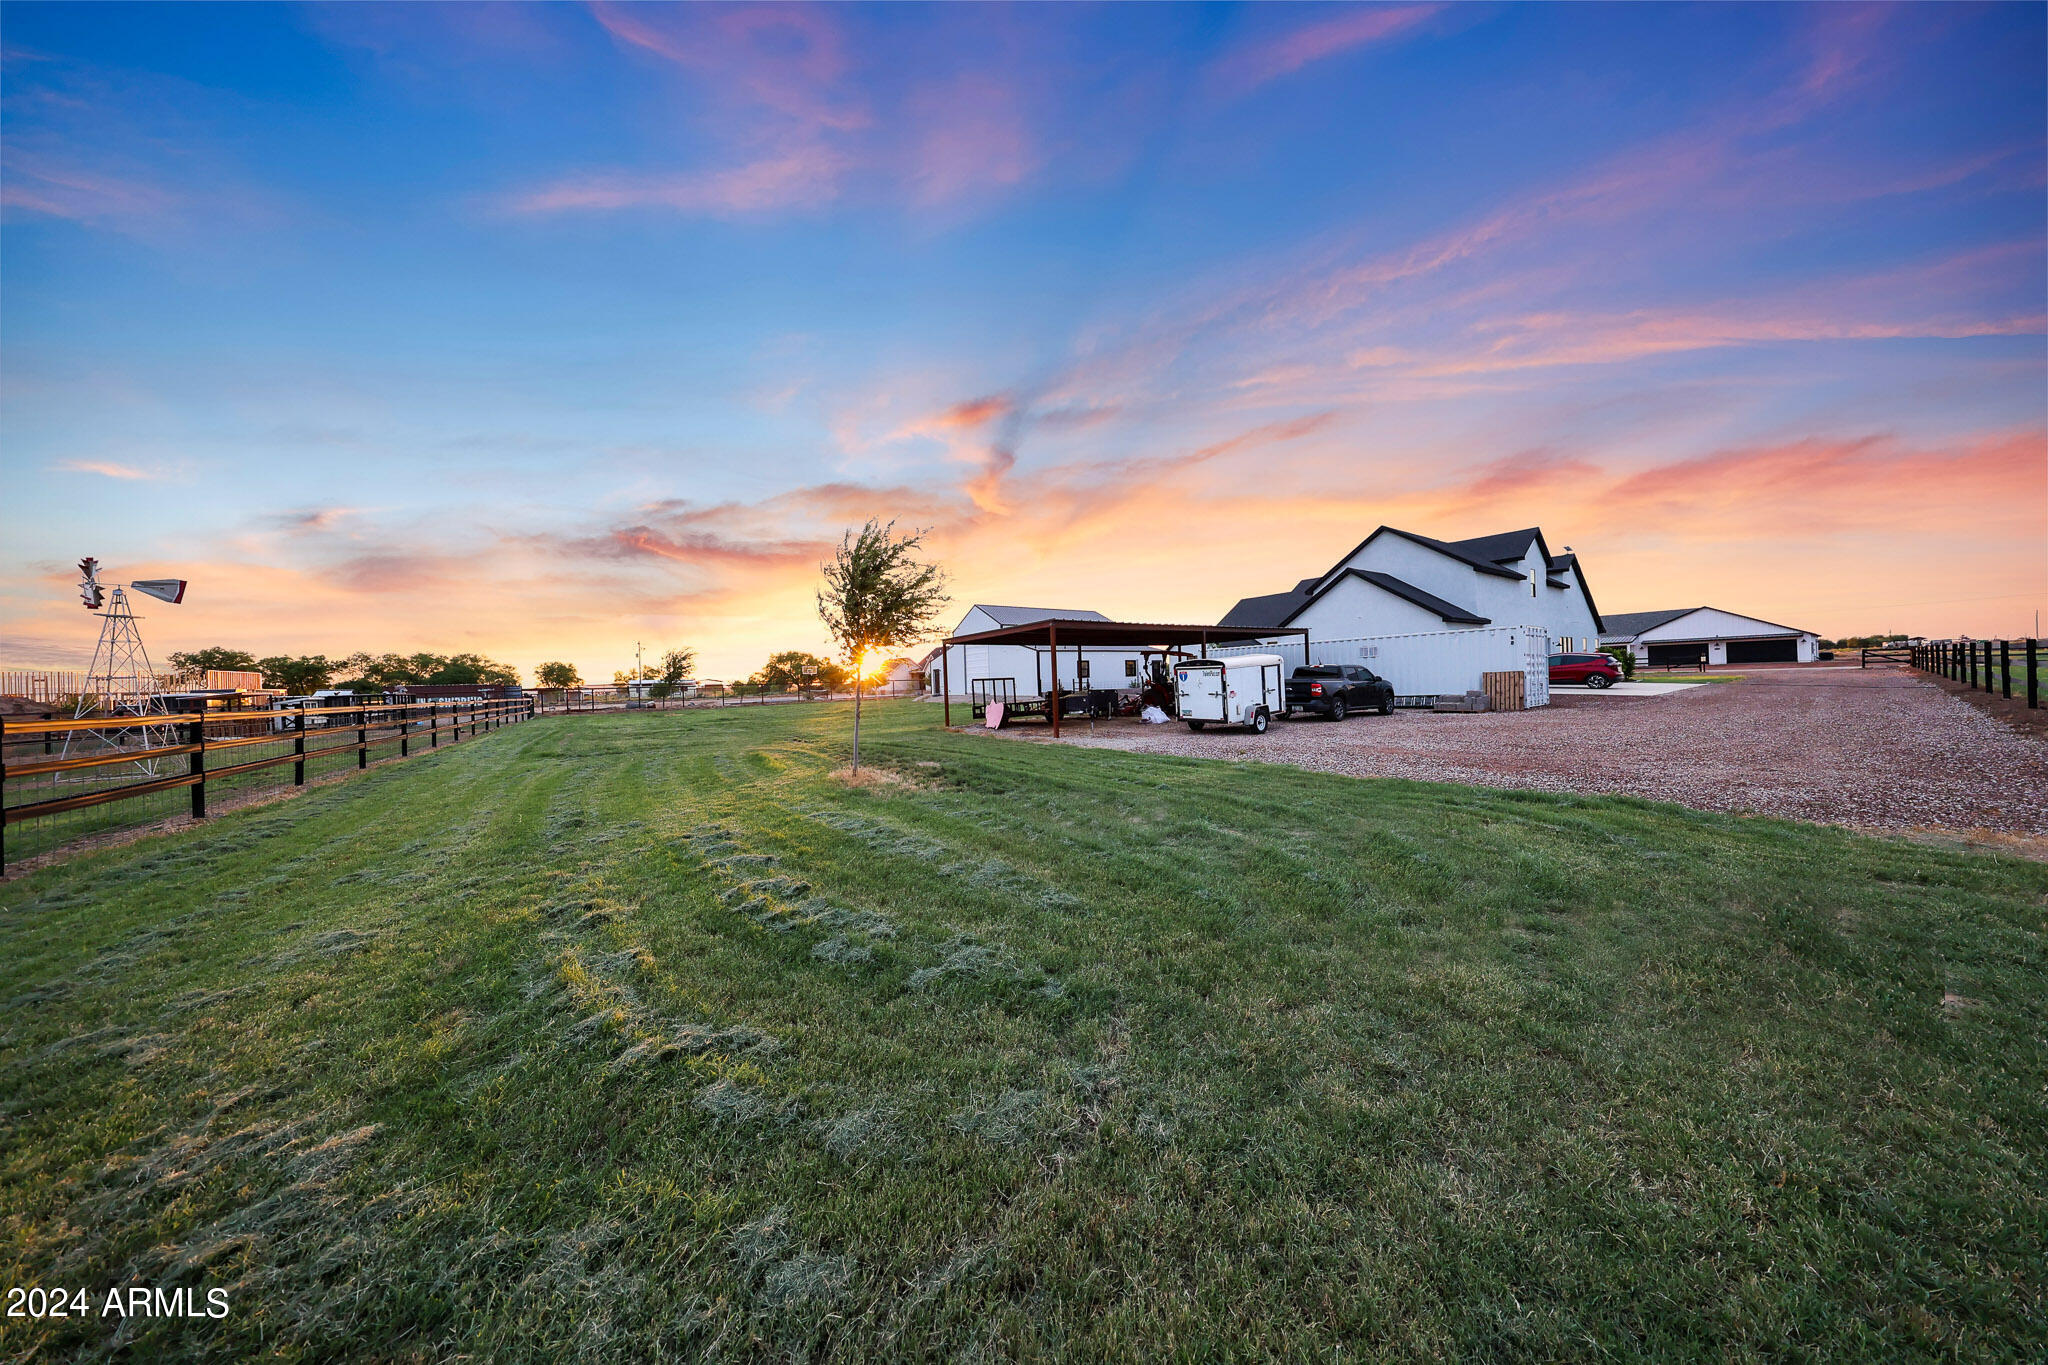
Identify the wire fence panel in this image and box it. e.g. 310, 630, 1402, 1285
1, 696, 535, 871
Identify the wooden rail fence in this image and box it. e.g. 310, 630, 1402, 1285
1, 695, 534, 872
1903, 638, 2040, 709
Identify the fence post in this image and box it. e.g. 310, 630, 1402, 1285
358, 705, 368, 769
294, 708, 307, 785
400, 702, 410, 757
430, 702, 438, 748
2029, 639, 2039, 710
189, 719, 207, 820
2000, 640, 2012, 700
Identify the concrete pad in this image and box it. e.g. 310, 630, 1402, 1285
1554, 680, 1706, 697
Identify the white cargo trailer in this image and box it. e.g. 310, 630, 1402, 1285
1175, 654, 1284, 733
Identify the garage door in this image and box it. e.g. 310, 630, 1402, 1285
1726, 638, 1798, 664
1647, 642, 1706, 666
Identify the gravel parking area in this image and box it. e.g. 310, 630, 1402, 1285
1031, 666, 2048, 836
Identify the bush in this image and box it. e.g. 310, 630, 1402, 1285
1600, 645, 1635, 679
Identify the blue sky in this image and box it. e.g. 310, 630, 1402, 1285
3, 2, 2042, 679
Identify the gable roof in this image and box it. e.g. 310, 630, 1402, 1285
967, 604, 1111, 628
1601, 608, 1701, 638
1218, 587, 1314, 629
1221, 569, 1489, 629
1347, 571, 1490, 625
1445, 527, 1544, 565
1372, 528, 1529, 581
1220, 524, 1603, 630
1601, 606, 1812, 640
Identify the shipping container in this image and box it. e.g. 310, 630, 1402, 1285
1214, 626, 1551, 707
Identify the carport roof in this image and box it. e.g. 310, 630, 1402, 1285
943, 619, 1306, 648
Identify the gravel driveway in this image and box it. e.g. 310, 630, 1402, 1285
1034, 666, 2048, 836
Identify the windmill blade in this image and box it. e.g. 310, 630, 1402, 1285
129, 579, 188, 605
78, 557, 104, 610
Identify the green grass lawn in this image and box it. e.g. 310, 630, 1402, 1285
1633, 673, 1745, 684
4, 701, 2044, 1361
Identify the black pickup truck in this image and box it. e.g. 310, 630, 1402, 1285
1284, 664, 1394, 720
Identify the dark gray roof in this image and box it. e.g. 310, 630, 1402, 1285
1219, 524, 1604, 629
1445, 527, 1542, 565
1381, 528, 1528, 581
1600, 608, 1703, 638
1348, 571, 1490, 625
970, 605, 1110, 627
1218, 588, 1313, 629
1221, 569, 1487, 629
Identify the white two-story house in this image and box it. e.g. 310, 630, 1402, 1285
1217, 527, 1604, 701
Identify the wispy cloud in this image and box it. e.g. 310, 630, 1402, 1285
0, 150, 181, 226
1209, 4, 1445, 99
51, 459, 156, 480
506, 146, 848, 217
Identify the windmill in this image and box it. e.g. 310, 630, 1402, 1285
64, 558, 190, 770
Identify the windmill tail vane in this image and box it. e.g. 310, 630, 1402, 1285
77, 557, 188, 610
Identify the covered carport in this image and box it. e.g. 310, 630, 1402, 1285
938, 619, 1309, 737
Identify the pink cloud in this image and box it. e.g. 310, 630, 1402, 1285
507, 144, 848, 216
51, 459, 155, 480
1209, 4, 1444, 98
903, 73, 1039, 208
590, 2, 867, 133
1, 151, 180, 226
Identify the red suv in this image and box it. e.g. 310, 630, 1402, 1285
1549, 652, 1621, 689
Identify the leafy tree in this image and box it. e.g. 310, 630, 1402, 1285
338, 651, 519, 693
535, 661, 581, 689
613, 664, 661, 685
167, 647, 258, 676
817, 519, 949, 771
256, 655, 334, 695
752, 651, 837, 693
427, 653, 519, 686
649, 647, 697, 700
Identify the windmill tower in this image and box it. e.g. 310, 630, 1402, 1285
65, 559, 189, 768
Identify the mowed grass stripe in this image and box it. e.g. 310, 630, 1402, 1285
2, 700, 2042, 1362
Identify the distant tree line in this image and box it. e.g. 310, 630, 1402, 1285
1820, 634, 1910, 649
166, 647, 520, 696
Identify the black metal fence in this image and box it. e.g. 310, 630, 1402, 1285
1906, 638, 2040, 709
1, 696, 534, 872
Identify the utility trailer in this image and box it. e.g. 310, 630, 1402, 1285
1174, 654, 1284, 733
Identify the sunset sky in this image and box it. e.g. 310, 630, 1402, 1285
3, 1, 2043, 682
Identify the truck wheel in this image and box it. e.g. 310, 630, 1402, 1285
1328, 699, 1347, 722
1187, 720, 1206, 731
1250, 709, 1269, 734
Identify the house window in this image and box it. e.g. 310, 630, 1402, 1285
1124, 659, 1138, 677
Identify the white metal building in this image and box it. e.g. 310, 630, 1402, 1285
929, 606, 1149, 701
1600, 607, 1820, 666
